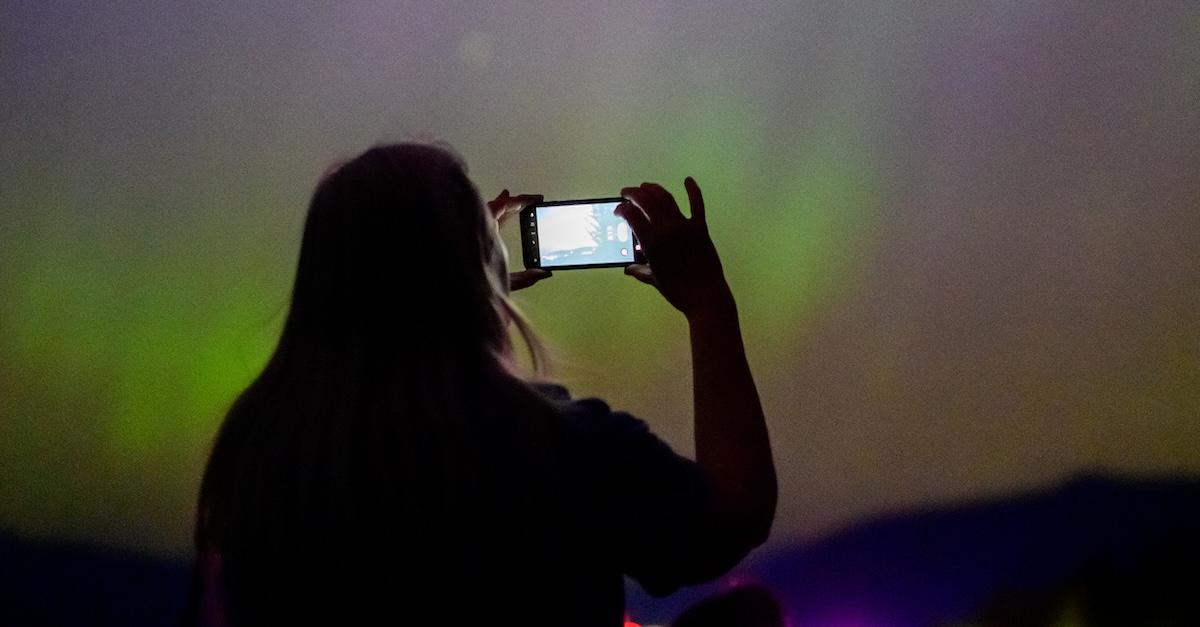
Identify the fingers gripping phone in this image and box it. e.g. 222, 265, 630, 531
520, 198, 646, 270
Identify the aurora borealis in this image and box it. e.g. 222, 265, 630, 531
1, 2, 1198, 558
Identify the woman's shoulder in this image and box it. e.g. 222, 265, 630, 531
528, 382, 652, 441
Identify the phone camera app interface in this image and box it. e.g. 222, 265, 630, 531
536, 201, 631, 267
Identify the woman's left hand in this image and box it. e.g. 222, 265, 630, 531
488, 190, 552, 291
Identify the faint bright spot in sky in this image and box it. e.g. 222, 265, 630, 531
459, 31, 495, 69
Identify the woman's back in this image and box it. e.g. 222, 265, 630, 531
199, 377, 721, 626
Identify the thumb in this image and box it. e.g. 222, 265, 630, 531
624, 264, 655, 285
509, 269, 551, 291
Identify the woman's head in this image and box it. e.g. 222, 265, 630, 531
192, 143, 562, 626
284, 142, 518, 377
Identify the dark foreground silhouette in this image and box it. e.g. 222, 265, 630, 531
3, 474, 1199, 625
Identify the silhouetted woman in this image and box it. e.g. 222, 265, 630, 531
188, 143, 776, 626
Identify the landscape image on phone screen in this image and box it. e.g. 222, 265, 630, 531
536, 201, 633, 267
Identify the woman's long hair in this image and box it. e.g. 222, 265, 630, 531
190, 144, 562, 626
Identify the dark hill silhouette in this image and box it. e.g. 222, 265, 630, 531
0, 531, 189, 626
625, 474, 1200, 626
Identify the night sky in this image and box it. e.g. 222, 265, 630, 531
1, 2, 1197, 558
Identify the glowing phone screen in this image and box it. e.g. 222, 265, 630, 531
535, 201, 635, 267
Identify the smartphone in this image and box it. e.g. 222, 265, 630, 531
520, 197, 645, 270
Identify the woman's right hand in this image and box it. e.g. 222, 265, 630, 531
620, 179, 776, 556
615, 178, 735, 320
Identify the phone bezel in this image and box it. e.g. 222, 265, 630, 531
520, 197, 645, 270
